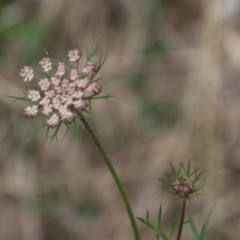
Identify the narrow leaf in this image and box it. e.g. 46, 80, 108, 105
199, 206, 214, 240
157, 205, 162, 230
188, 216, 199, 239
136, 217, 148, 225
158, 231, 169, 240
6, 95, 27, 102
170, 162, 177, 176
147, 210, 150, 227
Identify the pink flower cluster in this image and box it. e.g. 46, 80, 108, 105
19, 49, 102, 128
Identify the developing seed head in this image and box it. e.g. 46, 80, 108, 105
172, 176, 195, 198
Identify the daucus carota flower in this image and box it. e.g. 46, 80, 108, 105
70, 69, 79, 80
27, 89, 41, 102
51, 77, 60, 86
39, 58, 52, 72
74, 99, 86, 110
17, 48, 104, 132
24, 105, 38, 118
55, 63, 66, 77
87, 82, 102, 96
46, 113, 59, 128
68, 49, 81, 62
38, 78, 51, 91
77, 78, 89, 89
42, 104, 53, 116
82, 61, 96, 75
19, 66, 34, 82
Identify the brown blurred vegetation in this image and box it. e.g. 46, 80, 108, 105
0, 0, 240, 239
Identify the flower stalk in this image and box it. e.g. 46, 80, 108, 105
176, 199, 186, 240
76, 111, 141, 240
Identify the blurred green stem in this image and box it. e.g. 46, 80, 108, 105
77, 111, 141, 240
176, 199, 186, 240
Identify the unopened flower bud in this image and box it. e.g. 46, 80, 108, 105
172, 176, 194, 198
87, 82, 102, 96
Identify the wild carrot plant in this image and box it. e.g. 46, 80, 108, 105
10, 45, 212, 240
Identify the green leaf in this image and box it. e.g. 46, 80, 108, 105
187, 160, 191, 175
40, 45, 50, 57
86, 40, 99, 60
157, 231, 169, 240
6, 95, 27, 102
47, 122, 61, 145
137, 211, 158, 231
188, 216, 199, 239
164, 171, 174, 181
72, 118, 80, 140
136, 217, 148, 226
159, 178, 172, 187
62, 122, 72, 142
157, 205, 162, 230
199, 206, 214, 240
90, 91, 118, 100
146, 210, 150, 227
25, 123, 46, 142
169, 210, 180, 238
95, 55, 107, 73
172, 211, 181, 229
170, 162, 177, 176
177, 162, 183, 176
181, 162, 188, 175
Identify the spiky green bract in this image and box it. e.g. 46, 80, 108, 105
159, 161, 205, 200
25, 123, 46, 142
7, 96, 27, 102
188, 206, 214, 240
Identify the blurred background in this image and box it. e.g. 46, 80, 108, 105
0, 0, 240, 239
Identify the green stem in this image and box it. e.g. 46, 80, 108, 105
176, 199, 186, 240
77, 112, 141, 240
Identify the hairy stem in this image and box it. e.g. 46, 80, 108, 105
176, 199, 186, 240
77, 112, 140, 240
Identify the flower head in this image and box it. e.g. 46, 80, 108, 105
68, 49, 81, 62
19, 66, 34, 82
46, 113, 60, 128
56, 63, 66, 77
70, 69, 79, 80
14, 46, 110, 142
39, 58, 52, 72
38, 78, 51, 91
77, 78, 89, 89
87, 82, 102, 96
172, 176, 195, 198
74, 99, 86, 110
27, 89, 41, 102
159, 161, 205, 199
24, 105, 38, 118
51, 77, 60, 86
17, 48, 104, 131
82, 61, 96, 76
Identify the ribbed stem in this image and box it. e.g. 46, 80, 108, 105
77, 111, 140, 240
176, 199, 186, 240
